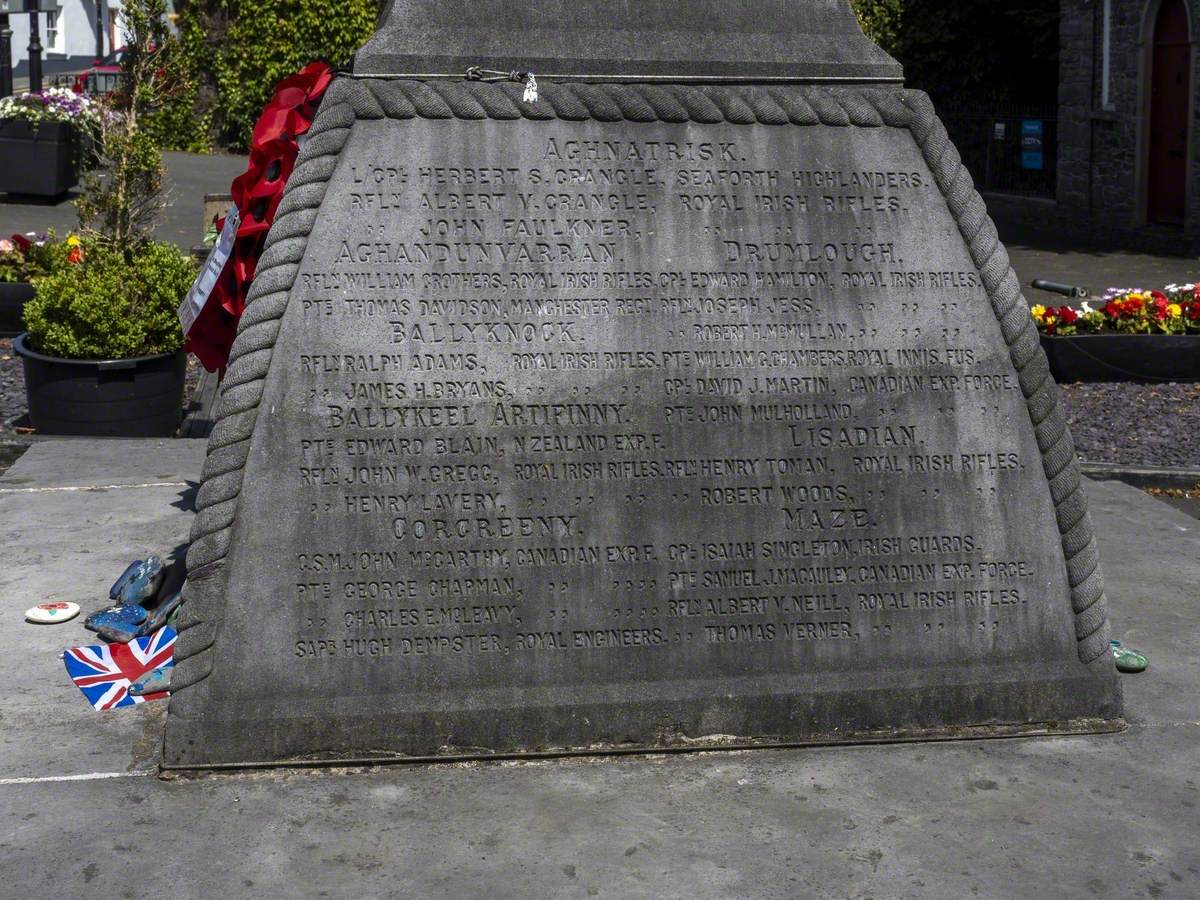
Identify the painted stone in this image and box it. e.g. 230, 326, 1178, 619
164, 3, 1121, 768
26, 602, 81, 624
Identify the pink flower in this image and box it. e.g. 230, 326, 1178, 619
0, 239, 14, 253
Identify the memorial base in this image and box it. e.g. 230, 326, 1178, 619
165, 77, 1123, 769
164, 658, 1120, 768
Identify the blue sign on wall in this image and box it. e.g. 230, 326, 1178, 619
1021, 120, 1045, 171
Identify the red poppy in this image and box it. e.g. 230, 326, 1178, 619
184, 61, 334, 373
251, 61, 333, 146
232, 139, 298, 230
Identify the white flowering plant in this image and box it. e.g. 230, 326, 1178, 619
0, 88, 106, 129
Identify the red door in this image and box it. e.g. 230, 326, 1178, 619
1149, 0, 1191, 225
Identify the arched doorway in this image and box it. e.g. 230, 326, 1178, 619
1148, 0, 1192, 225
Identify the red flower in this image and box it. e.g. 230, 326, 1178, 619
67, 246, 83, 264
1058, 306, 1078, 324
10, 233, 31, 252
1152, 296, 1169, 320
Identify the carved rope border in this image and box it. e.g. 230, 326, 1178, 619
170, 78, 1111, 698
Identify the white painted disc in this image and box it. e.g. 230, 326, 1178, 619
25, 602, 81, 624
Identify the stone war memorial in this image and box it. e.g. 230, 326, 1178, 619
163, 0, 1123, 767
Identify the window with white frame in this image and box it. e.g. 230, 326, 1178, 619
44, 5, 65, 55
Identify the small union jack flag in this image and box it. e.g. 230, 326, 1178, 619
63, 627, 177, 711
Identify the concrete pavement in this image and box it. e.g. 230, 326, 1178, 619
0, 439, 1196, 898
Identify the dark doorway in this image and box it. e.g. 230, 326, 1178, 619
1148, 0, 1192, 225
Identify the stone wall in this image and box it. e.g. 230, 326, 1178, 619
1058, 0, 1200, 239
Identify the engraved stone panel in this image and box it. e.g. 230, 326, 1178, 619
164, 82, 1121, 767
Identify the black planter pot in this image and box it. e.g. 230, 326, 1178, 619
0, 120, 77, 197
1041, 333, 1200, 383
14, 333, 186, 437
0, 282, 34, 338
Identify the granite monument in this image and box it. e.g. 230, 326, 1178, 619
164, 0, 1122, 767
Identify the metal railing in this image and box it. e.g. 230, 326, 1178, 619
83, 71, 120, 95
938, 103, 1058, 198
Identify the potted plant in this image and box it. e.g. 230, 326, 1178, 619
0, 87, 104, 197
13, 0, 198, 437
1034, 287, 1200, 382
0, 232, 62, 337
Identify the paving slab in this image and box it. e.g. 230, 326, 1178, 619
0, 441, 1197, 899
0, 438, 206, 488
0, 440, 205, 779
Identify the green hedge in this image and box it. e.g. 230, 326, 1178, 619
159, 0, 379, 152
851, 0, 1058, 106
851, 0, 903, 55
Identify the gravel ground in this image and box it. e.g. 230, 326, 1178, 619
1059, 381, 1200, 468
0, 338, 23, 433
3, 335, 1197, 468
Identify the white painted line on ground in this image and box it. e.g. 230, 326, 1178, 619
0, 770, 154, 786
0, 482, 190, 495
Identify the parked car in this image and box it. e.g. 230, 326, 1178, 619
72, 47, 127, 95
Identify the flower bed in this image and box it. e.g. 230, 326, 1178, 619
0, 233, 69, 337
1032, 286, 1200, 337
1034, 286, 1200, 383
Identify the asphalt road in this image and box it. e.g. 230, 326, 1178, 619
0, 151, 246, 249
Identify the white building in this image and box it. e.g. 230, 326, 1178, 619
7, 1, 125, 80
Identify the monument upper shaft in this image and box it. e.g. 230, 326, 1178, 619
356, 0, 903, 83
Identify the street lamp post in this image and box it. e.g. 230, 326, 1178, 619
94, 0, 104, 62
0, 1, 21, 99
26, 0, 42, 93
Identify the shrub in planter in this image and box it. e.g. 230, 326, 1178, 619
16, 239, 195, 436
1033, 287, 1200, 383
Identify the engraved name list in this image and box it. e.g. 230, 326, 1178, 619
254, 118, 1075, 687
